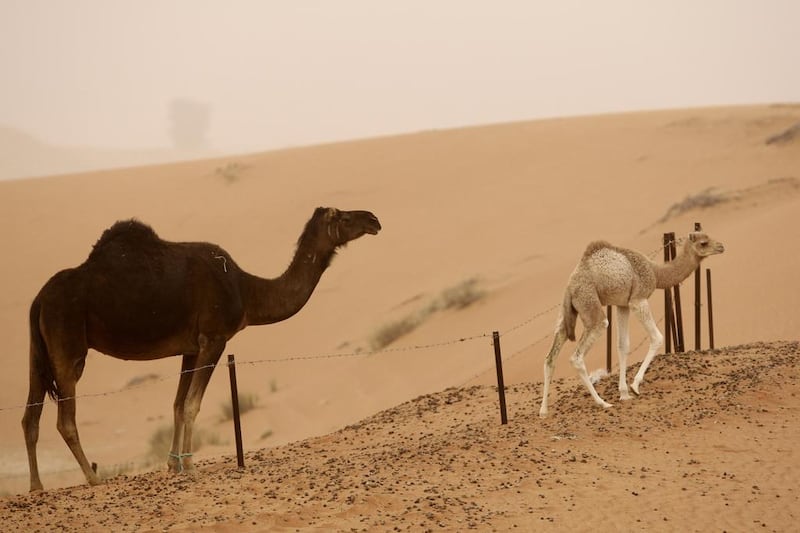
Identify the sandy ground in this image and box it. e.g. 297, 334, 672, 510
1, 340, 797, 532
0, 104, 799, 528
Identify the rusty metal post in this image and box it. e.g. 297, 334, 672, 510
227, 354, 245, 469
694, 222, 702, 350
492, 332, 508, 425
706, 269, 715, 349
606, 306, 612, 373
669, 233, 685, 352
663, 234, 674, 354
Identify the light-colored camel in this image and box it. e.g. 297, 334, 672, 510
539, 232, 724, 417
22, 207, 380, 491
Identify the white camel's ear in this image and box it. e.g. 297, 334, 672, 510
688, 232, 699, 242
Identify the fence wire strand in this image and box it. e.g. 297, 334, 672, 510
0, 234, 689, 415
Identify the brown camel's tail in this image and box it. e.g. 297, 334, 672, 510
562, 290, 578, 342
29, 298, 59, 400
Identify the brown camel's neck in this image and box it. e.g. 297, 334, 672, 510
240, 244, 335, 326
653, 241, 701, 289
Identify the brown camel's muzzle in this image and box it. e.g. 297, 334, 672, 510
357, 211, 381, 235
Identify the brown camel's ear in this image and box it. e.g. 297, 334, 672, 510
324, 208, 338, 221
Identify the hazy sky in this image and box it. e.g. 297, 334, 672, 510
1, 0, 798, 154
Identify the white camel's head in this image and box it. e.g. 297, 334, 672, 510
687, 231, 725, 258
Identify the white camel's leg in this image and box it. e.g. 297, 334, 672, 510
571, 318, 612, 409
539, 316, 568, 418
630, 300, 664, 395
616, 306, 632, 401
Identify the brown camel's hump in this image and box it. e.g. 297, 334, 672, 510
88, 219, 162, 260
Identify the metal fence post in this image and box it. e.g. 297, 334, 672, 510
694, 222, 702, 350
227, 354, 245, 469
492, 331, 508, 425
663, 233, 674, 354
706, 269, 715, 349
669, 232, 685, 352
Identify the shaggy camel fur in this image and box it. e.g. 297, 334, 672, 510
539, 232, 724, 417
23, 207, 380, 491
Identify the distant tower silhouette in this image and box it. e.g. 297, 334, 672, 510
169, 98, 210, 150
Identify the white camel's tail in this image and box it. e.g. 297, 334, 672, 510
562, 290, 578, 342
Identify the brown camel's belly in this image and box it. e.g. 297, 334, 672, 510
89, 334, 198, 360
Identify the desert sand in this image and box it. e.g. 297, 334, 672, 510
1, 104, 799, 530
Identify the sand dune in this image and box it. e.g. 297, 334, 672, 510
1, 341, 797, 531
0, 105, 798, 507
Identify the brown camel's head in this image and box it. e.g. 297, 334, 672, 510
687, 231, 725, 258
305, 207, 381, 250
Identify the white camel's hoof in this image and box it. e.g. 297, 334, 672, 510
631, 382, 641, 396
598, 401, 613, 409
619, 391, 632, 401
539, 409, 549, 419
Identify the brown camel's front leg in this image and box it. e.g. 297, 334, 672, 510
178, 334, 226, 474
168, 353, 197, 474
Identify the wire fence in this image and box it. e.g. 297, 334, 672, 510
0, 236, 685, 486
0, 237, 679, 415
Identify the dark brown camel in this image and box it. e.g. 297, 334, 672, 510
22, 207, 381, 491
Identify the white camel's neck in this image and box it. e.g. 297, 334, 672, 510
653, 241, 701, 289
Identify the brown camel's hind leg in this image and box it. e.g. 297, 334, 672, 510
168, 353, 197, 473
55, 378, 101, 486
178, 335, 226, 474
21, 365, 46, 491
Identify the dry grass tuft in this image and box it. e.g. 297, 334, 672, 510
220, 392, 260, 421
657, 188, 729, 224
369, 278, 486, 350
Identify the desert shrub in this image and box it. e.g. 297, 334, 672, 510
370, 314, 425, 350
124, 373, 160, 388
215, 162, 245, 183
97, 462, 137, 481
220, 392, 259, 421
658, 189, 728, 223
369, 278, 486, 350
147, 425, 219, 459
436, 278, 486, 310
